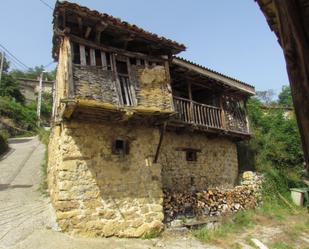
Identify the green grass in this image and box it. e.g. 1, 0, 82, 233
142, 229, 162, 239
271, 242, 294, 249
192, 210, 255, 242
37, 128, 50, 195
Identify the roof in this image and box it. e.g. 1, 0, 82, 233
172, 57, 255, 95
52, 1, 186, 59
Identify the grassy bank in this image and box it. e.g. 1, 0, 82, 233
38, 128, 50, 195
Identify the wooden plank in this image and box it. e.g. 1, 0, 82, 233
122, 77, 130, 106
144, 60, 149, 68
188, 82, 194, 123
111, 53, 123, 106
79, 45, 86, 66
68, 42, 74, 98
153, 122, 167, 163
126, 57, 137, 106
101, 51, 107, 70
67, 34, 166, 63
90, 48, 96, 66
136, 59, 141, 66
85, 26, 92, 39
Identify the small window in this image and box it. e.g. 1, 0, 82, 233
112, 139, 129, 155
186, 150, 197, 161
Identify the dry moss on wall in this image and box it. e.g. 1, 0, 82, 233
135, 65, 173, 111
48, 121, 164, 237
160, 131, 239, 192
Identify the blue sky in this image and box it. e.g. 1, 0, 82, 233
0, 0, 288, 94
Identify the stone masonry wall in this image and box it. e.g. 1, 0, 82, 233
72, 64, 173, 112
73, 65, 119, 105
48, 121, 164, 237
131, 65, 173, 111
160, 131, 238, 192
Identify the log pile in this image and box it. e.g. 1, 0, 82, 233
163, 172, 263, 222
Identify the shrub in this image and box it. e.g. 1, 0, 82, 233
0, 96, 37, 131
0, 131, 8, 156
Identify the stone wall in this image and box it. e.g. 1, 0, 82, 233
132, 65, 173, 111
73, 65, 119, 105
48, 121, 164, 237
160, 131, 238, 192
48, 122, 238, 237
72, 64, 173, 112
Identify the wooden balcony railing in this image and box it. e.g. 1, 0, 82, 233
173, 96, 249, 134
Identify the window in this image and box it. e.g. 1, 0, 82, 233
116, 60, 134, 106
186, 150, 197, 162
112, 139, 129, 155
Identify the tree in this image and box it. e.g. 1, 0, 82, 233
255, 89, 275, 104
10, 66, 56, 81
278, 85, 293, 107
0, 73, 25, 104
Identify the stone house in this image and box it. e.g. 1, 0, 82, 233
48, 1, 255, 237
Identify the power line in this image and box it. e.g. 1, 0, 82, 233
0, 49, 26, 71
44, 60, 56, 69
0, 44, 30, 70
38, 0, 53, 10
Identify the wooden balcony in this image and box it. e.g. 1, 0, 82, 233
172, 96, 250, 135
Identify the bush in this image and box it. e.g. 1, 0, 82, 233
0, 131, 9, 156
0, 96, 37, 131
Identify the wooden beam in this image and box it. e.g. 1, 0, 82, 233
63, 102, 76, 119
101, 51, 107, 70
90, 48, 96, 66
67, 34, 166, 62
68, 42, 74, 98
79, 45, 86, 65
85, 26, 92, 39
154, 122, 167, 163
95, 21, 108, 43
77, 16, 83, 33
126, 57, 137, 106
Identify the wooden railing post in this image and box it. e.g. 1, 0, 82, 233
219, 96, 226, 129
188, 82, 194, 123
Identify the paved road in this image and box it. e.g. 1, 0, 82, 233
0, 137, 54, 249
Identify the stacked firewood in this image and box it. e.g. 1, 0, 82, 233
163, 185, 259, 221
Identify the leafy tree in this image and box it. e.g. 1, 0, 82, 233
255, 89, 275, 104
0, 73, 25, 104
10, 66, 56, 81
247, 93, 303, 170
278, 85, 293, 107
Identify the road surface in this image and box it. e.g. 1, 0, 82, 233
0, 137, 54, 249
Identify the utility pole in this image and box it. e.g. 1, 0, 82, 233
37, 71, 45, 127
0, 51, 4, 87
